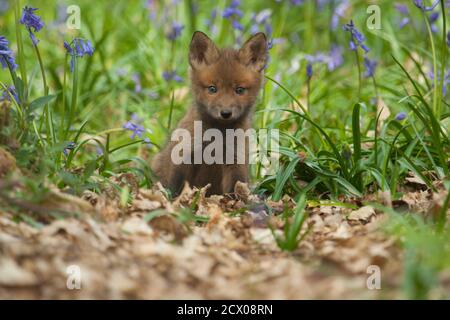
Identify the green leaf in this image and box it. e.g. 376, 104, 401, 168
29, 94, 57, 112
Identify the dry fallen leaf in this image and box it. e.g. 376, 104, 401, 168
348, 206, 376, 223
0, 258, 37, 286
234, 181, 251, 202
121, 216, 153, 236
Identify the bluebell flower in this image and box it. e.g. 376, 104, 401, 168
123, 120, 145, 139
0, 86, 19, 104
0, 0, 9, 13
343, 20, 369, 53
429, 69, 450, 95
64, 40, 72, 52
81, 40, 94, 56
395, 112, 407, 121
145, 0, 157, 21
395, 3, 409, 15
123, 114, 151, 140
305, 53, 328, 64
363, 57, 377, 78
399, 17, 410, 28
162, 70, 183, 83
223, 0, 243, 34
191, 2, 199, 14
267, 38, 284, 50
63, 141, 76, 156
0, 36, 18, 71
305, 46, 344, 73
52, 4, 68, 26
304, 53, 325, 78
166, 22, 184, 41
223, 7, 243, 18
253, 9, 271, 25
306, 63, 313, 79
395, 3, 410, 28
96, 146, 103, 156
413, 0, 440, 11
429, 11, 439, 22
132, 73, 142, 93
20, 6, 44, 45
264, 23, 273, 38
250, 23, 259, 35
144, 137, 152, 146
331, 0, 349, 30
232, 20, 244, 31
327, 45, 344, 71
429, 12, 439, 33
64, 38, 95, 72
205, 9, 218, 35
230, 0, 240, 7
447, 31, 450, 47
291, 0, 303, 6
208, 8, 218, 21
249, 9, 274, 51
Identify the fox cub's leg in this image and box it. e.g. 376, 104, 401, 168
151, 148, 191, 196
221, 164, 248, 194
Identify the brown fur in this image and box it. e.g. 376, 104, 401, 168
152, 31, 267, 196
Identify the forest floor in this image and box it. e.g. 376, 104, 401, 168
2, 158, 448, 299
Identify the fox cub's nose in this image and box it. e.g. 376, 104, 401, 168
220, 110, 232, 119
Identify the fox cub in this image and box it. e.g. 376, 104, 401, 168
152, 31, 267, 196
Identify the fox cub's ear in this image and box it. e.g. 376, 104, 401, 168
238, 33, 267, 72
189, 31, 220, 68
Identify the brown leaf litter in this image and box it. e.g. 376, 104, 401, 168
0, 177, 448, 299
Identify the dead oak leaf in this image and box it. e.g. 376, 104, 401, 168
234, 181, 251, 202
348, 206, 376, 223
0, 258, 38, 286
129, 198, 161, 213
121, 217, 153, 236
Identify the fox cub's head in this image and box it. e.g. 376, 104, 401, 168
189, 31, 267, 124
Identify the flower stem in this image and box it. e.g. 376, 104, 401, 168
60, 55, 68, 141
306, 79, 311, 111
424, 13, 438, 117
167, 90, 175, 131
33, 42, 52, 145
354, 49, 362, 101
437, 0, 447, 118
371, 76, 379, 102
66, 55, 79, 140
3, 61, 27, 136
14, 0, 28, 97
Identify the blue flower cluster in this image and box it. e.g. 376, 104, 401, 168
64, 38, 95, 72
20, 6, 44, 45
413, 0, 440, 11
343, 20, 377, 78
304, 45, 344, 79
63, 141, 76, 156
395, 4, 410, 28
0, 36, 17, 71
123, 114, 149, 141
0, 86, 19, 104
162, 70, 183, 83
343, 20, 369, 53
166, 22, 184, 41
223, 0, 244, 32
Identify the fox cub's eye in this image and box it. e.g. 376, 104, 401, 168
207, 86, 217, 94
235, 87, 246, 95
